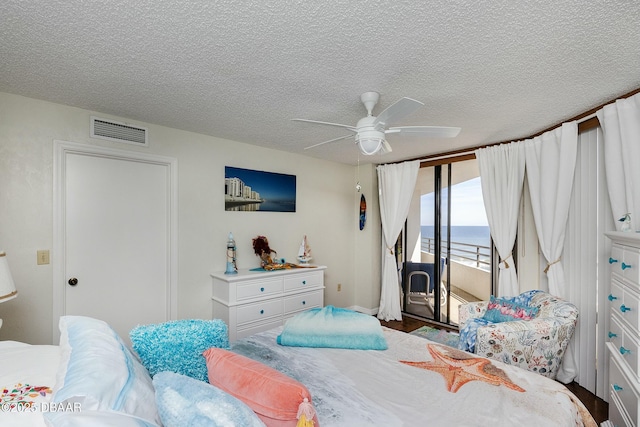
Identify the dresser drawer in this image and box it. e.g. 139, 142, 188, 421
237, 318, 283, 340
611, 315, 640, 381
623, 247, 640, 285
284, 270, 323, 291
609, 389, 633, 427
610, 278, 640, 333
236, 277, 283, 301
610, 354, 639, 425
284, 290, 323, 316
236, 299, 283, 325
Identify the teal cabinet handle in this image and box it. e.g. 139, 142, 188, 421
302, 280, 307, 285
609, 257, 619, 264
613, 384, 623, 392
260, 309, 264, 315
260, 287, 265, 292
620, 346, 631, 355
620, 304, 631, 313
608, 294, 618, 301
302, 300, 306, 305
622, 262, 632, 270
609, 331, 618, 339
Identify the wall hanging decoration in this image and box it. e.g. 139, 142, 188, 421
225, 232, 238, 274
359, 194, 367, 230
225, 166, 296, 212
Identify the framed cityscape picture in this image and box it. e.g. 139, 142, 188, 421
224, 166, 296, 212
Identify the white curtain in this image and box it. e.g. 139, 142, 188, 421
376, 160, 420, 321
596, 92, 640, 229
524, 121, 578, 383
475, 142, 526, 297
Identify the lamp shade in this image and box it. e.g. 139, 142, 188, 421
0, 252, 18, 303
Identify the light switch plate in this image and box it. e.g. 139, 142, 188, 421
37, 250, 50, 265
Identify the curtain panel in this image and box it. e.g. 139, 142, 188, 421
475, 142, 526, 297
376, 160, 420, 321
596, 92, 640, 230
524, 121, 578, 383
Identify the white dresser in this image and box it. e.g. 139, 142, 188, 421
211, 266, 326, 341
606, 232, 640, 427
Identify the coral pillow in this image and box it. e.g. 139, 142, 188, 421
482, 295, 539, 323
203, 348, 319, 427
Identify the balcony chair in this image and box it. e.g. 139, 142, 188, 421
402, 259, 447, 309
457, 290, 578, 379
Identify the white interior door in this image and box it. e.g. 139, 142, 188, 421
53, 141, 177, 344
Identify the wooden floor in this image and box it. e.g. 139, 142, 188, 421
380, 316, 609, 425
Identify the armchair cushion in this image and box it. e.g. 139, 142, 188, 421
458, 290, 578, 380
482, 295, 539, 323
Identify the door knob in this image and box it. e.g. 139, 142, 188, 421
68, 277, 78, 286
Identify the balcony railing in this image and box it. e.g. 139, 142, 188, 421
422, 237, 491, 271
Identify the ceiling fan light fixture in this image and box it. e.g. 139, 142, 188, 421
357, 136, 384, 155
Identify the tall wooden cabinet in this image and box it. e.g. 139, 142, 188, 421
211, 266, 326, 341
606, 232, 640, 426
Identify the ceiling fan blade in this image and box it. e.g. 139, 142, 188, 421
292, 118, 356, 132
304, 134, 354, 150
380, 140, 393, 154
374, 97, 424, 127
386, 126, 461, 138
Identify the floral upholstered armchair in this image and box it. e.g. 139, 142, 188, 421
458, 290, 578, 379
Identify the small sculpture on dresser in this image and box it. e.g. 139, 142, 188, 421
252, 235, 298, 270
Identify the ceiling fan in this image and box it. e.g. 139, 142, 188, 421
292, 92, 461, 155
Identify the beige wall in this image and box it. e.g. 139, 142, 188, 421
0, 91, 382, 344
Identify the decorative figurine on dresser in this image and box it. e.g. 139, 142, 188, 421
606, 231, 640, 427
212, 235, 326, 341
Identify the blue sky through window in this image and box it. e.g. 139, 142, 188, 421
421, 177, 488, 226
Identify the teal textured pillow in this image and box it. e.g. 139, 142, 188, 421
130, 319, 229, 382
277, 305, 388, 350
153, 371, 265, 427
482, 295, 539, 323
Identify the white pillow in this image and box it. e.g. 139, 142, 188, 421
52, 316, 160, 425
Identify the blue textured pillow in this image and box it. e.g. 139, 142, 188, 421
482, 295, 539, 323
153, 371, 265, 427
130, 319, 229, 382
277, 305, 388, 350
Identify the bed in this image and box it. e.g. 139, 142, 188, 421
0, 312, 597, 427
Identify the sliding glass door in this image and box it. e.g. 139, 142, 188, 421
401, 158, 493, 327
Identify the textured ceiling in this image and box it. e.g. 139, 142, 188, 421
1, 1, 639, 165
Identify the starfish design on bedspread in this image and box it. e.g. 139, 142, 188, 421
400, 344, 526, 393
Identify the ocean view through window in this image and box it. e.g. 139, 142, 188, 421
402, 160, 492, 327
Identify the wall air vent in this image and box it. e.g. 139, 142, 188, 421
90, 116, 149, 146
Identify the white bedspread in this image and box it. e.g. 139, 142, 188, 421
231, 327, 597, 427
0, 341, 60, 427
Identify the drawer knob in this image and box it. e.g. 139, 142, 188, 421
608, 294, 618, 301
613, 384, 623, 392
260, 287, 265, 292
620, 346, 631, 355
609, 331, 618, 339
260, 309, 264, 315
620, 304, 631, 313
302, 300, 306, 305
302, 280, 307, 285
609, 257, 619, 264
622, 262, 632, 270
